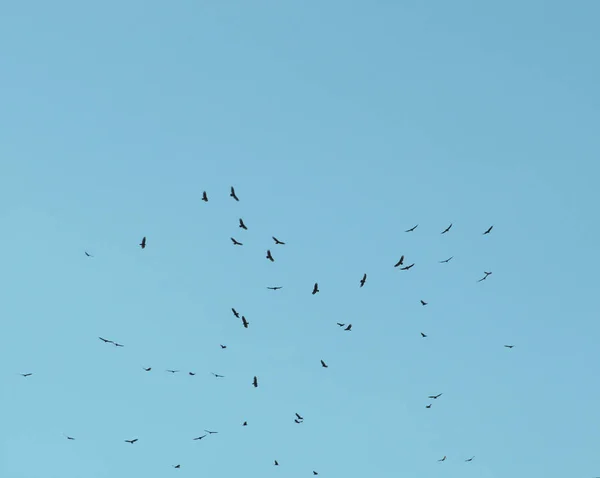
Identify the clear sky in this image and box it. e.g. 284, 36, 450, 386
1, 1, 599, 477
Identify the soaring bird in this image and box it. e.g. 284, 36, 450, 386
242, 316, 249, 328
139, 236, 146, 249
394, 255, 405, 267
295, 413, 304, 420
313, 472, 319, 476
272, 236, 285, 245
204, 430, 218, 434
344, 324, 352, 331
359, 273, 367, 287
405, 224, 418, 232
267, 286, 283, 290
274, 460, 279, 466
188, 372, 196, 376
173, 465, 181, 469
425, 404, 432, 408
312, 283, 319, 295
113, 342, 124, 347
421, 332, 427, 338
84, 251, 93, 257
211, 373, 225, 378
220, 344, 227, 349
400, 263, 415, 270
142, 367, 152, 372
230, 187, 239, 201
232, 308, 240, 318
99, 337, 113, 344
166, 370, 180, 374
465, 456, 475, 462
230, 237, 243, 246
63, 434, 75, 440
242, 421, 247, 426
266, 250, 274, 262
420, 300, 428, 306
320, 360, 328, 368
239, 218, 247, 230
193, 435, 207, 440
483, 225, 493, 235
477, 271, 492, 282
441, 223, 452, 234
201, 191, 208, 202
429, 393, 443, 399
439, 256, 453, 263
438, 456, 447, 462
504, 345, 514, 349
294, 419, 302, 424
252, 376, 258, 388
124, 439, 138, 444
336, 323, 345, 327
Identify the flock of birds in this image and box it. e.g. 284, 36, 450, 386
17, 186, 510, 474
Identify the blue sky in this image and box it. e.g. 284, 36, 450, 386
1, 1, 599, 477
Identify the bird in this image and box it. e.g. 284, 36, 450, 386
465, 456, 475, 462
359, 273, 367, 287
477, 271, 492, 282
425, 404, 432, 408
274, 460, 279, 466
252, 376, 258, 388
20, 373, 33, 377
239, 218, 247, 230
266, 250, 274, 262
142, 367, 152, 372
267, 286, 283, 290
394, 255, 405, 267
99, 337, 113, 344
420, 300, 428, 306
438, 456, 447, 462
504, 345, 514, 348
230, 186, 239, 201
400, 263, 415, 270
312, 283, 319, 295
313, 472, 319, 476
242, 421, 247, 426
220, 344, 227, 349
272, 236, 285, 245
211, 373, 224, 378
124, 439, 138, 444
139, 236, 146, 249
232, 308, 240, 318
84, 251, 93, 257
242, 316, 249, 328
201, 191, 208, 202
188, 372, 196, 376
483, 225, 493, 235
230, 237, 243, 246
204, 430, 218, 434
63, 434, 75, 440
421, 332, 427, 338
173, 465, 181, 469
405, 224, 418, 232
113, 342, 124, 347
295, 413, 304, 420
336, 323, 345, 327
193, 435, 207, 440
344, 324, 352, 331
429, 393, 443, 399
320, 360, 328, 368
441, 223, 452, 234
439, 256, 453, 263
294, 419, 302, 424
166, 370, 180, 374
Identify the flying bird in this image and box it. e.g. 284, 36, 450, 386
84, 251, 93, 257
320, 360, 328, 368
230, 186, 239, 201
295, 413, 304, 420
124, 439, 138, 444
242, 421, 247, 426
230, 237, 243, 246
252, 376, 258, 388
405, 224, 418, 232
139, 236, 146, 249
504, 345, 514, 349
166, 370, 180, 374
272, 236, 285, 245
99, 337, 113, 344
188, 372, 196, 376
483, 225, 493, 235
239, 218, 247, 230
142, 367, 152, 372
193, 435, 207, 440
20, 373, 33, 377
113, 342, 124, 347
439, 256, 453, 263
441, 223, 452, 234
336, 323, 345, 327
465, 456, 475, 462
274, 460, 279, 466
267, 286, 282, 290
202, 191, 208, 202
312, 283, 319, 295
211, 373, 224, 378
400, 263, 415, 270
313, 472, 319, 476
220, 344, 227, 349
204, 430, 218, 434
477, 271, 492, 282
242, 316, 249, 328
63, 434, 75, 440
420, 300, 428, 306
438, 456, 447, 462
266, 250, 274, 262
394, 255, 405, 267
232, 308, 240, 318
429, 393, 443, 399
421, 332, 427, 338
344, 324, 352, 331
359, 273, 367, 287
425, 404, 432, 408
173, 465, 180, 469
294, 419, 302, 424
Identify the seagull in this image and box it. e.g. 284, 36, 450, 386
242, 316, 249, 328
420, 300, 428, 306
201, 191, 208, 202
400, 263, 415, 270
139, 236, 146, 249
211, 373, 224, 378
230, 186, 239, 201
267, 286, 283, 290
232, 308, 240, 318
239, 218, 247, 230
124, 439, 138, 444
166, 370, 180, 374
344, 324, 352, 331
441, 223, 452, 234
359, 273, 367, 287
320, 360, 328, 368
272, 236, 285, 245
230, 237, 243, 246
193, 435, 207, 440
477, 271, 492, 282
266, 250, 274, 262
394, 255, 405, 267
439, 256, 453, 263
465, 456, 475, 462
405, 224, 418, 232
429, 393, 443, 399
84, 251, 93, 257
483, 225, 493, 235
312, 283, 319, 295
142, 367, 152, 372
252, 376, 258, 388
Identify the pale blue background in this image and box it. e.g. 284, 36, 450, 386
1, 1, 599, 477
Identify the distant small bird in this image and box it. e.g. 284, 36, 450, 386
313, 472, 319, 476
188, 372, 196, 376
294, 419, 302, 424
63, 434, 75, 440
242, 316, 249, 328
252, 376, 258, 388
312, 283, 319, 295
232, 308, 240, 318
173, 464, 181, 469
344, 324, 352, 331
204, 430, 218, 434
477, 271, 492, 282
125, 439, 138, 444
441, 223, 452, 234
405, 224, 418, 232
231, 237, 243, 246
166, 370, 180, 374
143, 367, 152, 372
426, 404, 432, 408
239, 218, 247, 230
483, 225, 493, 235
267, 286, 283, 290
504, 345, 514, 349
429, 393, 443, 399
84, 251, 93, 257
336, 323, 345, 327
359, 273, 367, 287
211, 373, 224, 378
193, 435, 207, 440
421, 332, 427, 338
274, 460, 279, 466
202, 191, 208, 202
266, 250, 274, 262
400, 263, 415, 270
113, 342, 124, 347
295, 413, 304, 420
99, 337, 113, 344
439, 256, 453, 263
420, 300, 428, 306
220, 344, 227, 349
139, 236, 146, 249
272, 236, 285, 245
230, 186, 239, 201
438, 455, 446, 462
242, 421, 247, 426
465, 456, 475, 462
394, 255, 405, 267
320, 360, 328, 368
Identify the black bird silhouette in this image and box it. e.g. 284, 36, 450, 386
336, 323, 345, 327
405, 224, 418, 232
220, 344, 227, 349
359, 273, 367, 287
267, 286, 282, 290
125, 439, 138, 444
193, 434, 207, 440
230, 237, 243, 246
242, 421, 247, 426
313, 472, 319, 476
142, 367, 152, 372
99, 337, 113, 344
173, 465, 181, 469
420, 300, 428, 306
504, 345, 514, 348
477, 271, 492, 282
63, 434, 75, 440
295, 413, 304, 420
113, 342, 124, 347
320, 360, 328, 368
232, 308, 240, 318
266, 250, 274, 262
344, 324, 352, 331
239, 218, 247, 230
441, 223, 452, 234
312, 283, 319, 295
139, 236, 146, 249
230, 186, 239, 201
438, 455, 447, 462
439, 256, 453, 263
274, 460, 279, 466
202, 191, 208, 202
465, 456, 475, 462
84, 251, 93, 257
188, 372, 196, 376
483, 225, 493, 235
204, 430, 218, 434
242, 316, 249, 328
211, 373, 224, 378
272, 236, 285, 245
294, 419, 302, 424
421, 332, 427, 338
252, 376, 258, 388
394, 255, 405, 267
429, 393, 443, 399
400, 263, 415, 270
166, 370, 180, 374
426, 404, 432, 408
